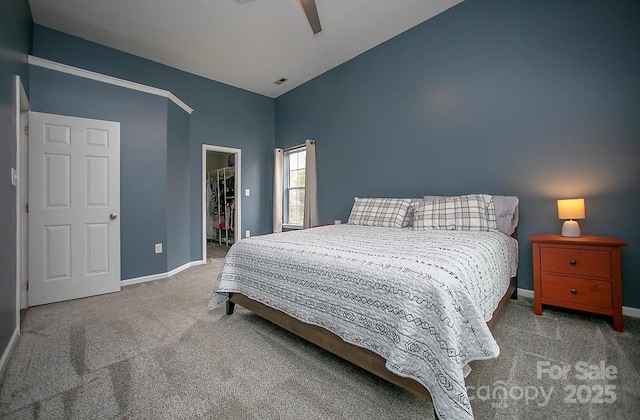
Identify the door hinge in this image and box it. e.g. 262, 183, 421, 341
24, 126, 29, 136
26, 281, 29, 291
26, 203, 29, 213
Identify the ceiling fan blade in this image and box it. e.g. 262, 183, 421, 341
299, 0, 322, 34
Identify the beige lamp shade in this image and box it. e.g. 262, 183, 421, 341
557, 198, 585, 220
557, 198, 585, 237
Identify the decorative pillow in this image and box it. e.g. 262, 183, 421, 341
347, 198, 412, 228
414, 194, 498, 232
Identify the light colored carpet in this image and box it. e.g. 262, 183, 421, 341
207, 242, 230, 260
1, 256, 638, 419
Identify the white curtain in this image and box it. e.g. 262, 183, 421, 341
273, 148, 283, 233
303, 139, 317, 229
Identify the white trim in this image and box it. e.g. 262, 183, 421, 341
15, 76, 30, 333
28, 56, 193, 114
517, 288, 640, 319
517, 288, 534, 299
282, 224, 303, 230
202, 145, 242, 262
0, 328, 19, 379
623, 306, 640, 319
120, 260, 204, 287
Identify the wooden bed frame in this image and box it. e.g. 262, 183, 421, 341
225, 277, 517, 402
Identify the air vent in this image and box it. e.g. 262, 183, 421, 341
274, 78, 288, 85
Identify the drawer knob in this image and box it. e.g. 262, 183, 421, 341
570, 288, 577, 294
570, 259, 577, 265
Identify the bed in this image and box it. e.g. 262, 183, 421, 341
208, 194, 519, 419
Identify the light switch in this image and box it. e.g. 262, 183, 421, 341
245, 189, 250, 197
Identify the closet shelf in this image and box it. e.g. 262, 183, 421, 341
216, 166, 235, 246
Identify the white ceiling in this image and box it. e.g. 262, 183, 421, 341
28, 0, 463, 98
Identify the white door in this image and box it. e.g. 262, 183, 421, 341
28, 112, 121, 306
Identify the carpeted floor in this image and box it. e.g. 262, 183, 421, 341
207, 241, 231, 259
1, 255, 638, 419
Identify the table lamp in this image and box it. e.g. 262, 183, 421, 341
557, 198, 585, 237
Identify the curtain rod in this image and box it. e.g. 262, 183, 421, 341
283, 139, 317, 152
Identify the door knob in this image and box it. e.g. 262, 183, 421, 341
110, 213, 118, 220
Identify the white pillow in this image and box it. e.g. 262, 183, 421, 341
414, 194, 498, 232
347, 198, 412, 228
493, 196, 519, 236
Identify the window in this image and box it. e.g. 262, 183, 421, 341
273, 140, 316, 232
283, 147, 306, 226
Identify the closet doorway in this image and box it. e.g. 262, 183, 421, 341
202, 145, 241, 262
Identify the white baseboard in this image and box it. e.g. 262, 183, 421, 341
121, 259, 205, 287
0, 327, 19, 379
517, 288, 534, 299
622, 305, 640, 319
516, 288, 640, 319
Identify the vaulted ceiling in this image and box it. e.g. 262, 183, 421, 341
28, 0, 463, 98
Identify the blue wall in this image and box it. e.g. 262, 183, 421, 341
29, 66, 173, 279
12, 1, 640, 312
275, 0, 640, 308
32, 26, 276, 265
0, 0, 32, 362
167, 102, 191, 271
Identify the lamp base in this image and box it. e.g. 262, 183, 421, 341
561, 220, 581, 237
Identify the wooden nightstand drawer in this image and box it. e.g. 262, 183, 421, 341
530, 234, 626, 332
540, 247, 611, 279
541, 274, 612, 309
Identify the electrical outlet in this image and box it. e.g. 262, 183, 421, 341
245, 230, 250, 238
155, 243, 163, 254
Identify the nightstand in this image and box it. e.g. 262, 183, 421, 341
529, 234, 627, 332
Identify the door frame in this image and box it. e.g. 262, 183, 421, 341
201, 145, 241, 263
15, 76, 30, 317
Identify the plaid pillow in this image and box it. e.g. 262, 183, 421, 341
413, 194, 498, 232
347, 198, 412, 228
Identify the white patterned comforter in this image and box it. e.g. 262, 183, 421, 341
208, 225, 518, 419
